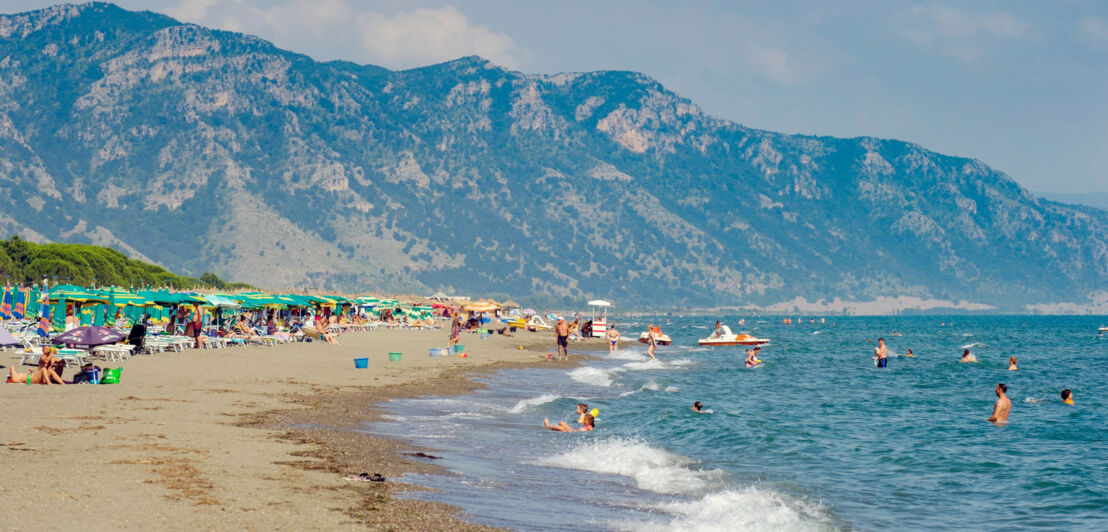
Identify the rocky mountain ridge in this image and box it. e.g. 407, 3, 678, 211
0, 3, 1105, 310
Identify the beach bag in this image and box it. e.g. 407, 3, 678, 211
100, 367, 121, 384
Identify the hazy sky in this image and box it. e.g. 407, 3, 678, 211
7, 0, 1108, 193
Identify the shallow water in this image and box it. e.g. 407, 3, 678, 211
368, 316, 1108, 531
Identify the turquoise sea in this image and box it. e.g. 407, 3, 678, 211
369, 316, 1107, 530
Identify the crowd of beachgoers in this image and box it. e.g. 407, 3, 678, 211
0, 282, 532, 385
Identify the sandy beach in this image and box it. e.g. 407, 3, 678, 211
0, 327, 585, 531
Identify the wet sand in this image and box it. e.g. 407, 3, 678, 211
0, 327, 593, 530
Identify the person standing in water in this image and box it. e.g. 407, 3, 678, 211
646, 325, 658, 360
606, 326, 621, 353
554, 318, 570, 360
988, 383, 1011, 424
874, 338, 888, 368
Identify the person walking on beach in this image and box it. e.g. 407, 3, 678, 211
555, 318, 570, 360
988, 383, 1010, 424
874, 338, 888, 368
448, 313, 462, 346
606, 325, 621, 353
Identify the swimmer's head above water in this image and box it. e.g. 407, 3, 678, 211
1061, 389, 1073, 404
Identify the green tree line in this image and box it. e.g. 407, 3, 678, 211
0, 236, 251, 290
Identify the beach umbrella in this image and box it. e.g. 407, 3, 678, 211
522, 308, 537, 316
0, 328, 18, 347
202, 295, 242, 309
587, 300, 613, 307
51, 325, 126, 349
462, 301, 499, 312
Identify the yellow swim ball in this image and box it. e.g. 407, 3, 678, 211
590, 408, 599, 418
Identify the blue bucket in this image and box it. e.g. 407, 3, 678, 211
353, 357, 369, 369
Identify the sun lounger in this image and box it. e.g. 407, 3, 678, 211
91, 345, 135, 362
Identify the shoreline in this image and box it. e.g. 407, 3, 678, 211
0, 327, 599, 530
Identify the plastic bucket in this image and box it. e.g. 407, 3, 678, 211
429, 348, 447, 357
454, 345, 465, 353
388, 352, 402, 362
480, 332, 489, 339
353, 357, 369, 369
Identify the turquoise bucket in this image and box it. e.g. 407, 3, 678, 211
353, 357, 368, 369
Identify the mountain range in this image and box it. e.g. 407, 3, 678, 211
1, 3, 1106, 311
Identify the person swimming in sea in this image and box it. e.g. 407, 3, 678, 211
692, 401, 703, 413
1061, 389, 1074, 405
905, 349, 915, 358
988, 383, 1010, 424
1008, 357, 1018, 371
745, 347, 761, 368
961, 349, 978, 363
544, 414, 594, 432
575, 403, 589, 424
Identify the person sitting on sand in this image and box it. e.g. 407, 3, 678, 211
961, 349, 978, 363
1061, 389, 1074, 405
313, 314, 340, 345
544, 414, 594, 432
7, 347, 66, 384
606, 326, 621, 353
1008, 357, 1018, 371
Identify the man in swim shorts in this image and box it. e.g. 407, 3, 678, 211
874, 338, 888, 368
555, 318, 570, 360
1061, 389, 1074, 405
988, 383, 1010, 424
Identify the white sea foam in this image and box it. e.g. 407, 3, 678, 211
569, 366, 623, 387
664, 386, 679, 393
508, 393, 561, 414
535, 438, 723, 494
961, 342, 988, 349
641, 379, 662, 391
609, 349, 649, 361
623, 358, 694, 371
442, 412, 492, 420
620, 488, 832, 532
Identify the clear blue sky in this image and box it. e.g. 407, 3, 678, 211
8, 0, 1108, 193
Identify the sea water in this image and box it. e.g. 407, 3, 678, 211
367, 316, 1108, 530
